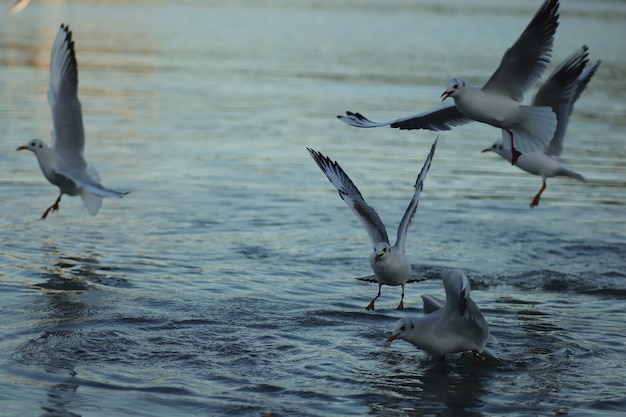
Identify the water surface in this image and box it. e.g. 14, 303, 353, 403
1, 1, 625, 416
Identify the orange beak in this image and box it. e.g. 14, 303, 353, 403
16, 145, 29, 151
386, 334, 398, 343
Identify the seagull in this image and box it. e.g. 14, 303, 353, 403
338, 0, 561, 165
307, 139, 437, 310
17, 24, 128, 219
482, 46, 600, 208
384, 269, 496, 362
9, 0, 30, 15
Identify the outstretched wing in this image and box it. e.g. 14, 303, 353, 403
49, 24, 87, 171
482, 0, 560, 102
308, 148, 389, 246
571, 60, 600, 110
532, 46, 589, 157
394, 138, 437, 251
442, 269, 491, 352
338, 105, 472, 131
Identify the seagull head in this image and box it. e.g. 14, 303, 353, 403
385, 317, 415, 345
16, 138, 46, 153
481, 139, 515, 164
441, 78, 466, 101
481, 140, 506, 154
373, 242, 392, 263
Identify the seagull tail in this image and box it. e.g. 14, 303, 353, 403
79, 189, 103, 216
559, 165, 586, 183
506, 105, 557, 153
83, 167, 130, 197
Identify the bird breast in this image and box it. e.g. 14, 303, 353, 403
455, 89, 521, 127
369, 251, 412, 285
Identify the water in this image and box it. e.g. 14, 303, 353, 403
1, 0, 625, 416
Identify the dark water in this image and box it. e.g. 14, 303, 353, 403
1, 1, 625, 416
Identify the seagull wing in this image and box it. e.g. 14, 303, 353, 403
532, 46, 589, 157
308, 148, 389, 247
49, 24, 87, 171
442, 270, 491, 352
338, 105, 472, 131
394, 138, 437, 251
571, 60, 600, 111
8, 0, 31, 15
420, 294, 444, 315
482, 0, 560, 102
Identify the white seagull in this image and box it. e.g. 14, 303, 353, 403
338, 0, 561, 165
385, 269, 496, 362
17, 24, 128, 219
482, 46, 600, 208
307, 139, 437, 310
9, 0, 31, 15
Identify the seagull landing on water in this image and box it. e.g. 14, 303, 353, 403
307, 139, 437, 311
482, 46, 599, 208
338, 0, 561, 166
17, 24, 128, 219
384, 269, 496, 363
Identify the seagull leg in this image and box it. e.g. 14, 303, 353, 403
530, 179, 547, 208
41, 193, 62, 220
472, 350, 480, 365
366, 284, 382, 310
396, 284, 405, 310
506, 129, 522, 166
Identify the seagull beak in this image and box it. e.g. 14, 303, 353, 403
481, 147, 492, 153
16, 145, 28, 151
374, 253, 383, 263
386, 334, 398, 343
441, 90, 452, 101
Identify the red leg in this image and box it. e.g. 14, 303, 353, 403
396, 284, 405, 310
506, 129, 522, 166
41, 193, 62, 220
473, 350, 480, 365
366, 284, 382, 310
530, 179, 547, 208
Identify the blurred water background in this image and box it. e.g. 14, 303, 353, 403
1, 0, 625, 416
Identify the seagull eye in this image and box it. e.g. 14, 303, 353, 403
453, 84, 458, 89
410, 323, 415, 330
400, 326, 406, 332
38, 144, 43, 148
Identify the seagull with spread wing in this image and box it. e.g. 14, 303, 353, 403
338, 0, 561, 165
482, 46, 599, 207
385, 269, 496, 362
307, 139, 437, 310
17, 24, 128, 219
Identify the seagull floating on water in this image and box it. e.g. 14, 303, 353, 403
17, 24, 128, 219
338, 0, 561, 165
307, 139, 437, 310
384, 269, 496, 362
482, 46, 599, 208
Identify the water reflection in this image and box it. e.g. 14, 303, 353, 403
14, 245, 130, 417
367, 353, 492, 416
40, 382, 81, 417
32, 245, 130, 291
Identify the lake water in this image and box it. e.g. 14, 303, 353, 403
1, 1, 625, 416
